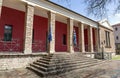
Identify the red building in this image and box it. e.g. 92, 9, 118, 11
0, 0, 115, 70
0, 0, 98, 53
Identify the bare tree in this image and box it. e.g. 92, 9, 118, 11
57, 0, 71, 8
85, 0, 120, 19
54, 0, 120, 19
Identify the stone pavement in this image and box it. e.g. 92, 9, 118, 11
0, 60, 120, 78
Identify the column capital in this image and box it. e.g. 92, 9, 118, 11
47, 11, 56, 14
50, 10, 56, 14
67, 18, 74, 21
80, 21, 85, 25
21, 0, 36, 6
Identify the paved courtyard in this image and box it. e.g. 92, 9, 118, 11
0, 60, 120, 78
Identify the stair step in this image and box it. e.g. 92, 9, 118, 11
42, 55, 54, 59
33, 62, 48, 68
41, 56, 91, 61
27, 53, 104, 77
37, 58, 98, 65
46, 62, 100, 75
37, 60, 50, 64
34, 60, 98, 68
30, 64, 47, 72
52, 60, 98, 67
31, 60, 99, 72
47, 61, 99, 71
27, 66, 47, 77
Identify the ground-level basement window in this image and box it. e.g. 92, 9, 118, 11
4, 25, 12, 41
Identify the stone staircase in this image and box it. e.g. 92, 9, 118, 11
27, 53, 104, 77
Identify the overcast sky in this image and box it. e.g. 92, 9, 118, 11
50, 0, 120, 25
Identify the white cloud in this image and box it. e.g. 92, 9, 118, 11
114, 13, 120, 17
108, 13, 120, 25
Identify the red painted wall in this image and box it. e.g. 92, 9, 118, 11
32, 15, 48, 52
0, 6, 69, 52
0, 6, 96, 52
84, 28, 88, 51
92, 28, 95, 45
55, 21, 67, 52
0, 6, 25, 52
84, 28, 96, 52
92, 28, 96, 50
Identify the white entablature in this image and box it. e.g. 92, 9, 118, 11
20, 0, 98, 28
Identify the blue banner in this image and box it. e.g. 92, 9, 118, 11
48, 25, 52, 43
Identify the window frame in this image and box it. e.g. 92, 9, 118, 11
4, 25, 13, 41
105, 31, 111, 48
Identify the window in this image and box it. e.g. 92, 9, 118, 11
105, 31, 111, 47
4, 25, 12, 41
116, 36, 119, 40
115, 27, 118, 31
62, 34, 66, 45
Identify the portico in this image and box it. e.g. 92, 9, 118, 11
0, 0, 99, 54
0, 0, 115, 71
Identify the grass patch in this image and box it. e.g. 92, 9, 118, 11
112, 55, 120, 60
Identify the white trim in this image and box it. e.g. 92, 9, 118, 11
20, 0, 98, 28
21, 0, 36, 6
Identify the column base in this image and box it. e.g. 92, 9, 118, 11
48, 51, 55, 54
24, 50, 32, 54
70, 51, 74, 53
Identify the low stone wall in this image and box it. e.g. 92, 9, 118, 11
83, 52, 116, 59
83, 52, 95, 58
0, 53, 45, 70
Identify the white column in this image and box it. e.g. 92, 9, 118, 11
94, 28, 99, 52
67, 18, 74, 53
47, 11, 55, 54
78, 23, 85, 52
24, 4, 34, 54
88, 26, 94, 52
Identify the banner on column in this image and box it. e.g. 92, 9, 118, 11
48, 24, 52, 43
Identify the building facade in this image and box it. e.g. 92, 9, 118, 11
99, 20, 115, 53
112, 23, 120, 54
0, 0, 115, 70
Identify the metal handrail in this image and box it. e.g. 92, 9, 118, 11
0, 38, 22, 52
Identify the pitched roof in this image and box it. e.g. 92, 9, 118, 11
99, 19, 113, 30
